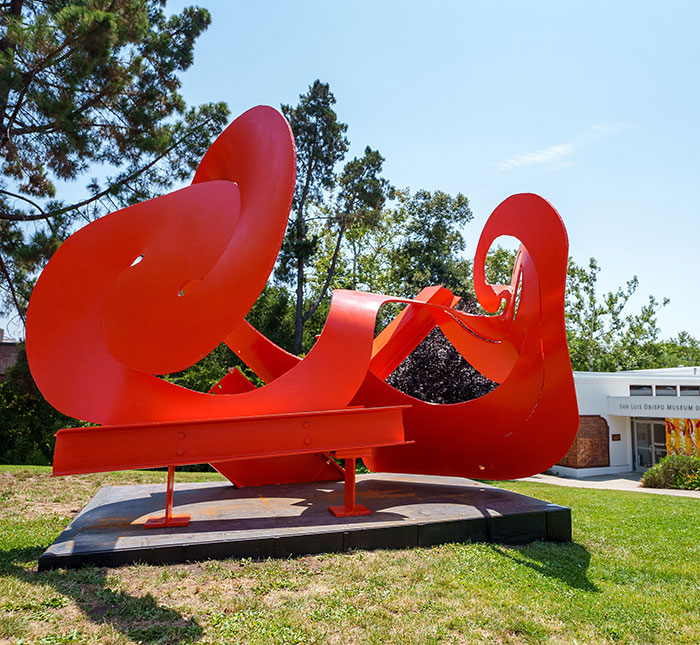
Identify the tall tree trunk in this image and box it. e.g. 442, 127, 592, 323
291, 155, 315, 354
302, 221, 347, 329
351, 238, 358, 291
294, 253, 305, 353
293, 200, 305, 353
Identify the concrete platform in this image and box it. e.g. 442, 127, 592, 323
39, 473, 571, 570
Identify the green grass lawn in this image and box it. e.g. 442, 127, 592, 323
0, 466, 698, 644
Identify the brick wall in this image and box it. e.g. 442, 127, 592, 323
558, 415, 610, 469
0, 342, 20, 381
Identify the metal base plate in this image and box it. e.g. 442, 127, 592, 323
328, 504, 371, 517
144, 514, 191, 528
39, 473, 571, 570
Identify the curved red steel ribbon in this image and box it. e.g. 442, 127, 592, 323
25, 105, 578, 484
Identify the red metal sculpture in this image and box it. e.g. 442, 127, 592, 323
26, 106, 579, 526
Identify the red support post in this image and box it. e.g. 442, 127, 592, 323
329, 457, 371, 517
145, 465, 191, 528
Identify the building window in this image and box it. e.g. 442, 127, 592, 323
680, 386, 700, 397
655, 385, 677, 396
630, 385, 652, 396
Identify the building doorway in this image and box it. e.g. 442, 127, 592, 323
632, 418, 667, 471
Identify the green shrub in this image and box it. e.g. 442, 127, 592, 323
641, 454, 700, 490
0, 346, 77, 465
676, 470, 700, 491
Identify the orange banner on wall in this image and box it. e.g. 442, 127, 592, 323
665, 418, 699, 456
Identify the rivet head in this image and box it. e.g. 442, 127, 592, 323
304, 437, 311, 445
303, 421, 310, 429
177, 432, 185, 440
177, 448, 184, 456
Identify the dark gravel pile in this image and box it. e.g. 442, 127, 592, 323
386, 325, 498, 404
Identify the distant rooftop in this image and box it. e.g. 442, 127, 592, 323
575, 366, 700, 381
615, 366, 700, 376
0, 329, 18, 343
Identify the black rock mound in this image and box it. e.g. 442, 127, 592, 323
386, 326, 497, 404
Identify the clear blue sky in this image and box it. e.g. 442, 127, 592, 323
168, 0, 699, 338
13, 1, 699, 342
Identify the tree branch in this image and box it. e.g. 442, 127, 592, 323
0, 189, 46, 215
8, 82, 116, 137
0, 251, 25, 325
304, 214, 333, 223
2, 69, 34, 143
0, 115, 216, 222
0, 0, 25, 130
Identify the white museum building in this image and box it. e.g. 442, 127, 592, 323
552, 367, 700, 478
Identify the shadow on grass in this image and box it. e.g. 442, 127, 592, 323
1, 546, 202, 644
489, 541, 599, 592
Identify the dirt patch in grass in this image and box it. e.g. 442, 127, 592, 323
0, 467, 225, 520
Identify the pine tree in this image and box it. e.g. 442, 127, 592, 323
0, 0, 229, 330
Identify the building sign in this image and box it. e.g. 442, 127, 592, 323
608, 396, 700, 418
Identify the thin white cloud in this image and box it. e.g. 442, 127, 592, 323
497, 122, 630, 172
